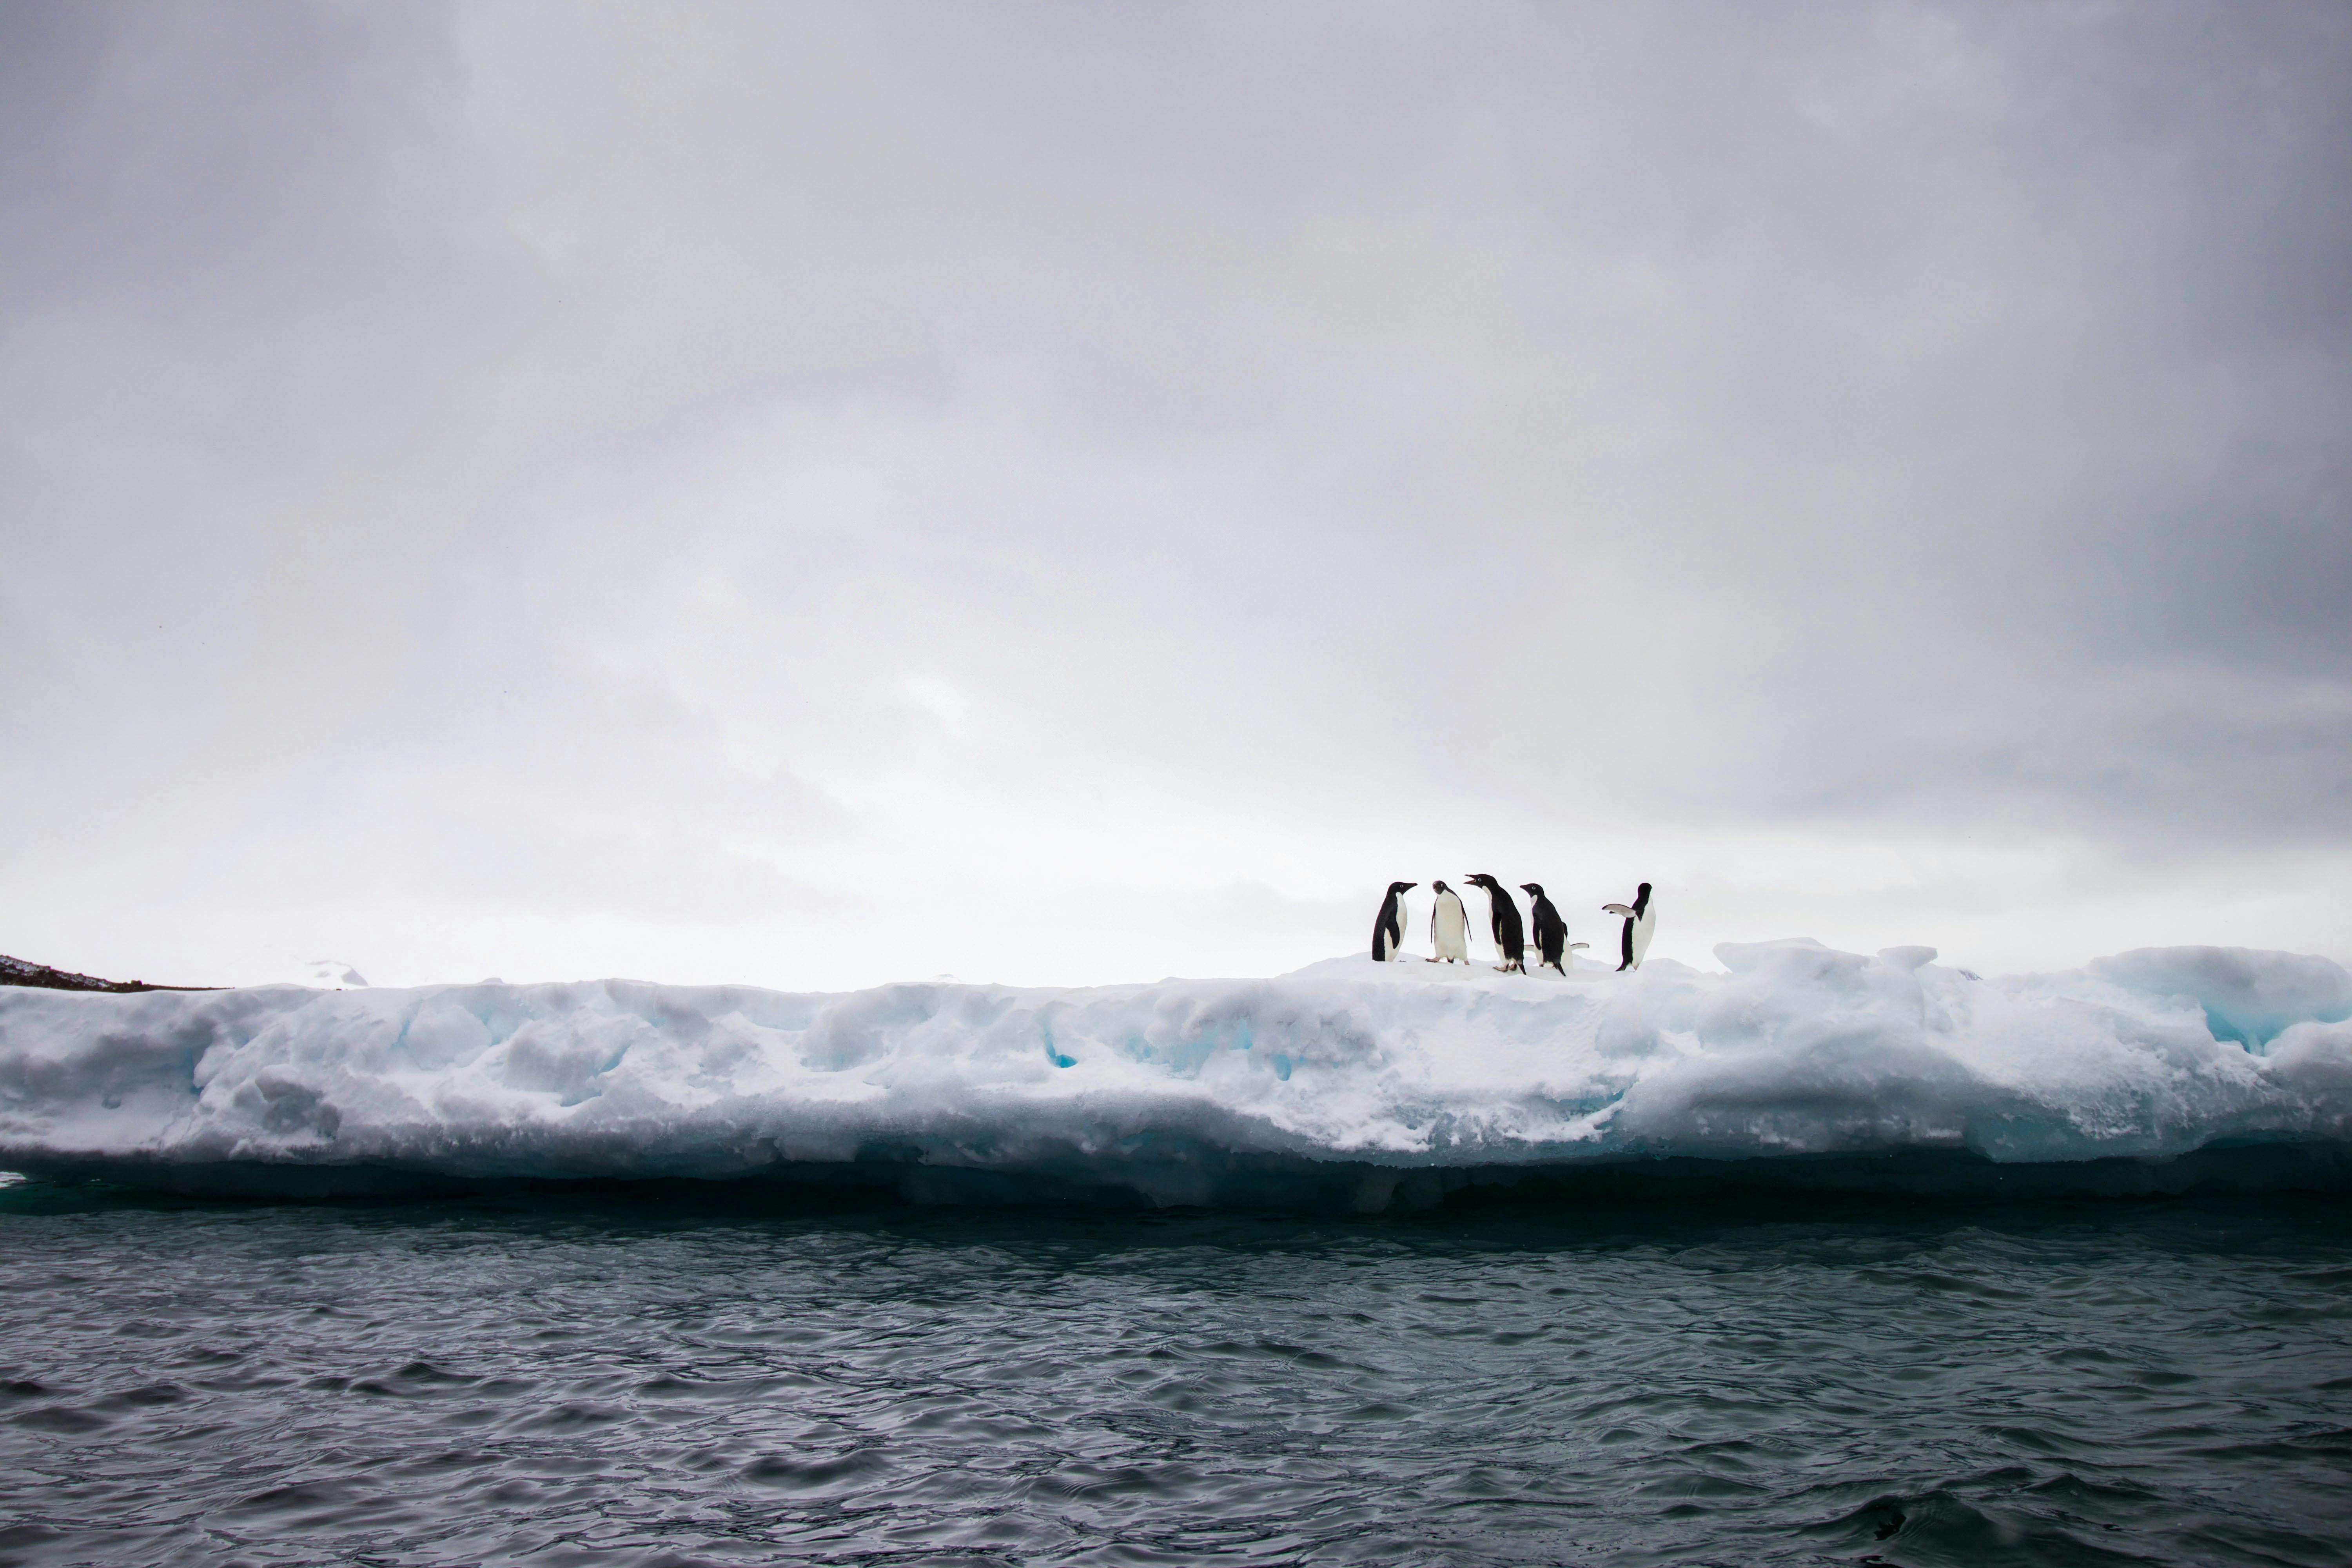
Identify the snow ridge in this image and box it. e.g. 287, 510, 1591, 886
4, 943, 2350, 1207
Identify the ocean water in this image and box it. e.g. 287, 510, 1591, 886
2, 1181, 2348, 1567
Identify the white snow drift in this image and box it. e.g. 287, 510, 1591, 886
3, 943, 2350, 1204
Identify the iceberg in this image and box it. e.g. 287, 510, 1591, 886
4, 944, 2351, 1208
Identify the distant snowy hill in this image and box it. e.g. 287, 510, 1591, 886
3, 944, 2349, 1207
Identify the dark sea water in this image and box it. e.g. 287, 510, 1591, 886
2, 1178, 2348, 1567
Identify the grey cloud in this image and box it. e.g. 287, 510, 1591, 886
2, 0, 2346, 986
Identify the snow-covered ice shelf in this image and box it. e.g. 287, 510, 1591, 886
4, 943, 2350, 1207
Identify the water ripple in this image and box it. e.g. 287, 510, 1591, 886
0, 1189, 2347, 1564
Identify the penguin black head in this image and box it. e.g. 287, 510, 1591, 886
1465, 874, 1501, 892
1519, 883, 1544, 898
1387, 881, 1417, 895
1637, 882, 1651, 896
1432, 879, 1451, 894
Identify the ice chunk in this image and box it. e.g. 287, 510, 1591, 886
2087, 947, 2352, 1050
3, 945, 2350, 1206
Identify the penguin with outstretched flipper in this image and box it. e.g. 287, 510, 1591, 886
1429, 881, 1470, 964
1601, 883, 1655, 971
1465, 875, 1526, 974
1371, 881, 1416, 961
1521, 883, 1568, 975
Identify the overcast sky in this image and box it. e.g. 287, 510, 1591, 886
4, 0, 2347, 990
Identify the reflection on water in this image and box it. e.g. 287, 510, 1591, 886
2, 1182, 2348, 1565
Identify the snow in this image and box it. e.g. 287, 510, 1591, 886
4, 944, 2350, 1207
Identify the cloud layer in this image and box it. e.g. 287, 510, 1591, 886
4, 1, 2347, 988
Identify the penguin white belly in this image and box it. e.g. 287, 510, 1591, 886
1433, 895, 1469, 962
1629, 906, 1656, 967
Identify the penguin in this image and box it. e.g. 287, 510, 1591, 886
1601, 882, 1655, 971
1464, 875, 1526, 973
1429, 880, 1470, 964
1371, 881, 1416, 961
1520, 883, 1567, 975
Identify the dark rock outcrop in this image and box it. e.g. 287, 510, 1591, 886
0, 955, 215, 993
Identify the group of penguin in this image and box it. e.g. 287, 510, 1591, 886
1372, 878, 1655, 975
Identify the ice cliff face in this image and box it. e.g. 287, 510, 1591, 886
3, 944, 2350, 1206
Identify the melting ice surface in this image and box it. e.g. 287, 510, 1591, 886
4, 942, 2352, 1205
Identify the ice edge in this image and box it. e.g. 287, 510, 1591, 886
5, 942, 2350, 1207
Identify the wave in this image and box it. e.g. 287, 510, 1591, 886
4, 942, 2350, 1208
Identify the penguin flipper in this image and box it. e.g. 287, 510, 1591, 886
1601, 904, 1632, 915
